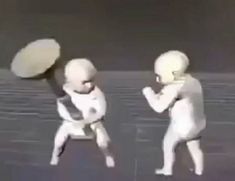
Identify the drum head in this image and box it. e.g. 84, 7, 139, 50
11, 39, 60, 78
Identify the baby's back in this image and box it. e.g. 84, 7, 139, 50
170, 75, 206, 137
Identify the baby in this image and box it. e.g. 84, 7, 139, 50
50, 58, 115, 168
142, 50, 206, 176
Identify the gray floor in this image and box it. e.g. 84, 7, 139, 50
0, 70, 235, 181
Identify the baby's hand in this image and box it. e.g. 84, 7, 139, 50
85, 107, 99, 124
89, 107, 97, 114
142, 86, 154, 97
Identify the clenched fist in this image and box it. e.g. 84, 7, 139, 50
142, 86, 154, 97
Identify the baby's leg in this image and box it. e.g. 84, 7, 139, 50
91, 122, 115, 168
50, 122, 70, 165
186, 138, 204, 175
155, 126, 181, 176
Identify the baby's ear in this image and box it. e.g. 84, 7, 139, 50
62, 83, 69, 91
172, 70, 181, 77
63, 83, 73, 94
172, 71, 177, 75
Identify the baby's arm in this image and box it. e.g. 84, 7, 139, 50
142, 84, 181, 113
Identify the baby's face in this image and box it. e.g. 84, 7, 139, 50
80, 78, 95, 93
66, 68, 96, 93
67, 75, 95, 94
70, 78, 95, 93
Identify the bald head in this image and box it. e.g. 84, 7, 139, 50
65, 58, 97, 82
64, 58, 97, 93
154, 50, 189, 84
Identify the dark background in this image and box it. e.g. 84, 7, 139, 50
0, 0, 235, 71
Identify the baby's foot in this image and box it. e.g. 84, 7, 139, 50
50, 156, 59, 165
105, 156, 115, 168
155, 168, 172, 176
195, 168, 203, 176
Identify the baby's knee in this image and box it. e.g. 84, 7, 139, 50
54, 132, 68, 146
162, 138, 178, 150
54, 139, 65, 147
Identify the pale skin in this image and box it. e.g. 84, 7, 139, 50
142, 75, 205, 176
50, 84, 115, 167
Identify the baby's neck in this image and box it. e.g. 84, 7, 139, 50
74, 86, 96, 95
